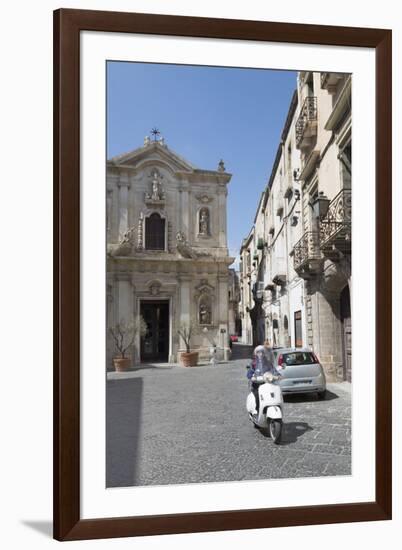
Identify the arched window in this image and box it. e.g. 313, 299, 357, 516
145, 213, 165, 250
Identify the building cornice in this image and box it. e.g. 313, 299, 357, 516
324, 76, 352, 131
240, 227, 255, 252
281, 89, 298, 142
299, 149, 320, 182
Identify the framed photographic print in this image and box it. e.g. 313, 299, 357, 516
53, 8, 392, 541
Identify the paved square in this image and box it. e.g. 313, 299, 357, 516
106, 345, 351, 487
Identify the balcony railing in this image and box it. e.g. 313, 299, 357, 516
319, 189, 351, 253
295, 96, 318, 149
293, 231, 321, 275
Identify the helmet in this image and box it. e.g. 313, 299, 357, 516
254, 345, 265, 354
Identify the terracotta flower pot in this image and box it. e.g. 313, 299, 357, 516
113, 356, 131, 372
180, 351, 199, 367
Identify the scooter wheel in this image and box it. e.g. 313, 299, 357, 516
269, 419, 282, 444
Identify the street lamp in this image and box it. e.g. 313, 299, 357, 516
310, 191, 330, 219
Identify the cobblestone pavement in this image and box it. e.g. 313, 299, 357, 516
106, 344, 351, 487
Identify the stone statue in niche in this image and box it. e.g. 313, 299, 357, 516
146, 169, 165, 201
199, 297, 212, 325
199, 208, 210, 236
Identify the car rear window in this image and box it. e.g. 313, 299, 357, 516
282, 352, 316, 365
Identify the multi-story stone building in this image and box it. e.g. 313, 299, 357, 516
262, 90, 306, 350
239, 226, 255, 345
228, 268, 241, 337
239, 72, 351, 383
106, 134, 233, 366
240, 90, 306, 350
293, 71, 351, 382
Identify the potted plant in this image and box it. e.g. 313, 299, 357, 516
109, 316, 147, 372
177, 321, 199, 367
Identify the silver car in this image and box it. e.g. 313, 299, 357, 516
272, 348, 327, 398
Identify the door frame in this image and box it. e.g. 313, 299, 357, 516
340, 284, 352, 382
137, 296, 173, 362
294, 310, 303, 348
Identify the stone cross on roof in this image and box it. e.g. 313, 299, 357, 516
151, 127, 161, 141
144, 128, 165, 147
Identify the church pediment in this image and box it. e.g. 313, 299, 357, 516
108, 141, 197, 175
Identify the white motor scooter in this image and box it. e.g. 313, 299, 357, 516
246, 369, 284, 444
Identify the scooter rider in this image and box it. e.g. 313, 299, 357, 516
247, 344, 281, 412
263, 339, 275, 366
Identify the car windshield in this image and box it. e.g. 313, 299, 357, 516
282, 352, 316, 365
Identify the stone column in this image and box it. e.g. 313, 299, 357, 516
180, 182, 190, 238
179, 275, 191, 327
106, 276, 115, 370
218, 271, 230, 360
115, 272, 134, 365
131, 275, 140, 363
217, 185, 227, 247
117, 172, 130, 240
106, 188, 112, 233
178, 274, 192, 355
314, 289, 343, 382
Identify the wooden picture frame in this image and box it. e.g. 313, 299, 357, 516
53, 8, 392, 541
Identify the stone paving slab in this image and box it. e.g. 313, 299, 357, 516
106, 345, 352, 487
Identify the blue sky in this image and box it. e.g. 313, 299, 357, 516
107, 62, 297, 263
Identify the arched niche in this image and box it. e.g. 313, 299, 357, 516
197, 206, 211, 237
194, 279, 215, 326
198, 294, 213, 326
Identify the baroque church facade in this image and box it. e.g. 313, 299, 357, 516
106, 134, 233, 366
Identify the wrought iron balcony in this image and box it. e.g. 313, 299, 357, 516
319, 188, 351, 254
292, 231, 321, 277
295, 96, 318, 149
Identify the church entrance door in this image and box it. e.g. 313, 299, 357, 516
140, 301, 169, 362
